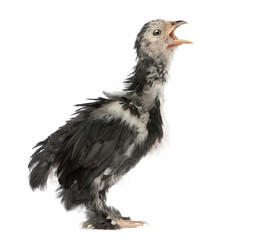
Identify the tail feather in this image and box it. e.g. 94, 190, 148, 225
29, 160, 51, 190
28, 140, 53, 191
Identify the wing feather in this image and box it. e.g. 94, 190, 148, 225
56, 116, 137, 189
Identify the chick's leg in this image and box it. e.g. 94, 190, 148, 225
82, 190, 121, 230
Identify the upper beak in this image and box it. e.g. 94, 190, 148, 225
168, 20, 193, 45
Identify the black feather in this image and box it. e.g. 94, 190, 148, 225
28, 19, 177, 229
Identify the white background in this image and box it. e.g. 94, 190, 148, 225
1, 0, 254, 239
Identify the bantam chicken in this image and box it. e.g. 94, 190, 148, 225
28, 19, 192, 229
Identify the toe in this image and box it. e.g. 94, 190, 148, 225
116, 219, 148, 228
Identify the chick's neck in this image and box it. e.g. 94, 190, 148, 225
125, 54, 173, 110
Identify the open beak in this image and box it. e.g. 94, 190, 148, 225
168, 20, 193, 47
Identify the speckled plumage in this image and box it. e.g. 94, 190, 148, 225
28, 19, 191, 229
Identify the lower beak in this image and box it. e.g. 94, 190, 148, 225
174, 39, 193, 44
168, 20, 193, 45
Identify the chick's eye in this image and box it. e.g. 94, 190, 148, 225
153, 29, 161, 36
